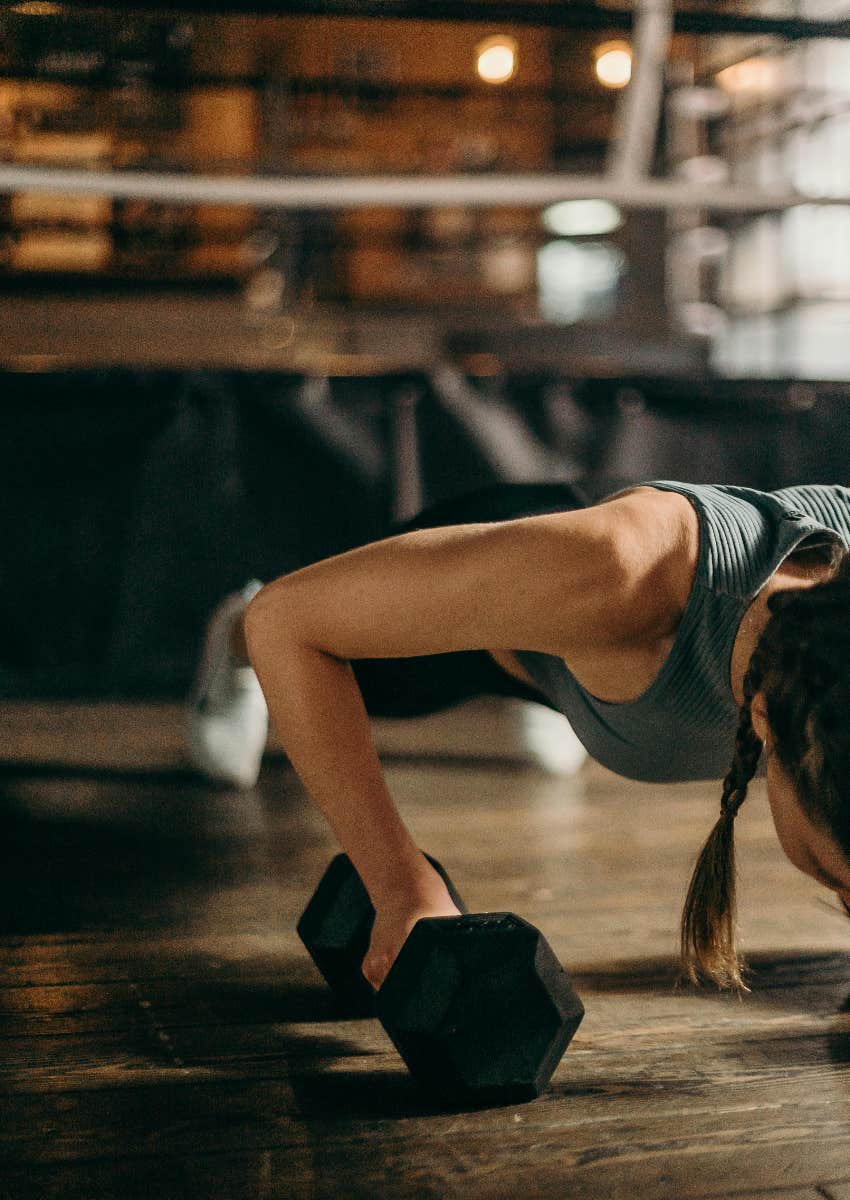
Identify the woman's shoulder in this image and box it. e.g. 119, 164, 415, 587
579, 484, 701, 643
619, 479, 846, 595
593, 481, 700, 547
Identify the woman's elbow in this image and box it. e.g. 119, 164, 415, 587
243, 579, 298, 664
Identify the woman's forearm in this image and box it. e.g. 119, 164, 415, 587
245, 621, 432, 906
241, 500, 642, 911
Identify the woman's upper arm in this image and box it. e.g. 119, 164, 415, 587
245, 495, 665, 662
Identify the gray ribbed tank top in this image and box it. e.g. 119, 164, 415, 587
514, 481, 850, 783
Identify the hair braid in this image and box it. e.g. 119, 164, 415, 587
680, 544, 850, 991
679, 650, 766, 991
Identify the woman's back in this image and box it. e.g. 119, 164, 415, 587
513, 480, 850, 782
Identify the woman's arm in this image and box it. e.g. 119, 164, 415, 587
244, 489, 678, 985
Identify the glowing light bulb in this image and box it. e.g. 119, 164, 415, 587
595, 41, 632, 89
476, 36, 518, 85
542, 200, 623, 237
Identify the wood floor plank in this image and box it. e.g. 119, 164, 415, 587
1, 1161, 848, 1200
4, 702, 850, 1198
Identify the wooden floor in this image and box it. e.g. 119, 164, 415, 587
3, 700, 850, 1200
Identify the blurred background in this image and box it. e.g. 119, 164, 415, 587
1, 0, 849, 701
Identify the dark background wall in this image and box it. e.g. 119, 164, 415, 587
3, 366, 848, 700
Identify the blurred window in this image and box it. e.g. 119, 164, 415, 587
537, 240, 625, 324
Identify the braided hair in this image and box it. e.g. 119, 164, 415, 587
680, 542, 850, 991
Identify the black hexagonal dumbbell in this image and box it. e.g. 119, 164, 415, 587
297, 854, 585, 1106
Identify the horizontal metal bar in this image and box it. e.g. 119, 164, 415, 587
0, 65, 605, 100
1, 163, 847, 213
18, 0, 850, 40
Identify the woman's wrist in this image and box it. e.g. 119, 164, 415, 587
361, 842, 446, 911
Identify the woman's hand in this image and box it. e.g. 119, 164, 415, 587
362, 866, 462, 992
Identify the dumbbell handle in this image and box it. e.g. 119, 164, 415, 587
423, 855, 467, 915
297, 851, 466, 1015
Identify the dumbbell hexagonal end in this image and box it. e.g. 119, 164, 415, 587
374, 913, 584, 1107
296, 853, 377, 1016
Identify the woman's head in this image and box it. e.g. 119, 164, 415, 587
758, 740, 850, 907
680, 543, 850, 990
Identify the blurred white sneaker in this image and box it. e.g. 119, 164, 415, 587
371, 697, 587, 776
517, 702, 587, 776
185, 580, 268, 788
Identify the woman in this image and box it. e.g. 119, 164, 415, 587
186, 478, 850, 994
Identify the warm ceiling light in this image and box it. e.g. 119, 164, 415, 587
716, 55, 788, 97
595, 41, 632, 89
542, 199, 623, 237
476, 36, 518, 85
